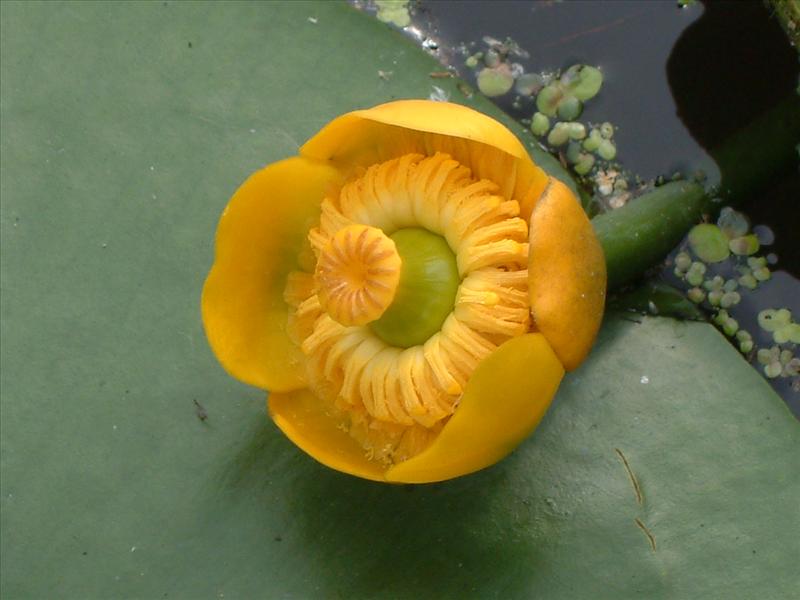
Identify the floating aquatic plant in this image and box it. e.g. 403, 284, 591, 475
374, 0, 411, 28
687, 224, 730, 263
202, 100, 606, 483
477, 64, 515, 97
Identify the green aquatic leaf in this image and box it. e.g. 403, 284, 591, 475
536, 83, 565, 117
562, 64, 604, 101
610, 281, 705, 320
476, 65, 514, 97
688, 223, 731, 263
556, 95, 583, 121
716, 206, 750, 239
729, 234, 760, 256
530, 111, 550, 136
1, 2, 797, 599
375, 0, 411, 28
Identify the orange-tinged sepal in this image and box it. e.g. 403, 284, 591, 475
528, 178, 607, 371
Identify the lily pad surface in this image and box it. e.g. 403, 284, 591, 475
1, 2, 798, 598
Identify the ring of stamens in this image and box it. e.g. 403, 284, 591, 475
284, 152, 531, 465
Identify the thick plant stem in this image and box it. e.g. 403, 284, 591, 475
591, 93, 800, 290
592, 181, 709, 290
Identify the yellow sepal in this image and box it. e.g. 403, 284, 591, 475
300, 100, 548, 220
202, 157, 343, 391
268, 389, 386, 482
385, 333, 563, 483
528, 178, 607, 371
268, 332, 563, 483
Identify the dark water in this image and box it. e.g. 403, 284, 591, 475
407, 1, 797, 184
358, 0, 800, 412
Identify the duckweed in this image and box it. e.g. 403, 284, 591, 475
674, 251, 692, 272
582, 129, 602, 152
546, 122, 571, 146
557, 95, 583, 121
597, 139, 617, 161
515, 73, 544, 96
685, 261, 707, 287
729, 234, 760, 256
738, 273, 758, 290
722, 317, 739, 337
717, 207, 749, 239
562, 65, 604, 101
530, 112, 550, 136
375, 0, 411, 27
573, 153, 595, 175
567, 122, 587, 140
687, 287, 706, 304
599, 122, 615, 139
536, 84, 564, 117
565, 141, 583, 164
720, 291, 741, 309
477, 66, 515, 97
687, 224, 730, 263
722, 278, 739, 293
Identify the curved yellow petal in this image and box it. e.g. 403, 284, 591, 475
302, 100, 528, 160
528, 177, 607, 371
385, 333, 564, 484
300, 100, 548, 220
202, 157, 343, 391
268, 390, 386, 482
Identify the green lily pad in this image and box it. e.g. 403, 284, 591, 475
610, 281, 705, 320
1, 2, 798, 599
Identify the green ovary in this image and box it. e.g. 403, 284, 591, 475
370, 228, 460, 348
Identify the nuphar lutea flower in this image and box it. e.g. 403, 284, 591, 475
202, 100, 606, 483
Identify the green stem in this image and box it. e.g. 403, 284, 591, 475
592, 181, 709, 290
592, 92, 800, 290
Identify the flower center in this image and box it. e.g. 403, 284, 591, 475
370, 228, 460, 348
284, 152, 531, 465
313, 225, 460, 349
315, 224, 402, 327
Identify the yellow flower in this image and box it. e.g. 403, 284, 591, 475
202, 100, 606, 483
